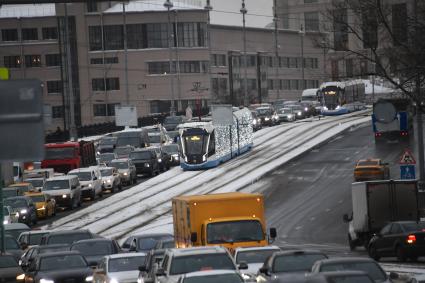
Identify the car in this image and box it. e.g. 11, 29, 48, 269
177, 270, 245, 283
3, 223, 31, 240
4, 196, 37, 226
113, 128, 150, 149
114, 145, 136, 159
68, 166, 103, 201
368, 221, 425, 262
161, 144, 181, 166
98, 152, 118, 166
17, 230, 51, 248
99, 166, 122, 193
122, 233, 174, 253
137, 248, 166, 283
93, 253, 147, 283
354, 159, 390, 181
23, 192, 56, 219
19, 244, 70, 270
97, 136, 118, 154
276, 107, 296, 122
3, 206, 17, 224
10, 182, 36, 194
305, 271, 376, 283
234, 245, 280, 276
3, 187, 20, 198
0, 253, 25, 282
23, 178, 45, 192
256, 107, 279, 126
300, 101, 317, 117
148, 132, 171, 147
129, 148, 161, 177
42, 175, 82, 210
257, 250, 328, 282
251, 111, 263, 131
154, 238, 175, 250
150, 146, 171, 172
40, 229, 98, 246
287, 104, 306, 119
163, 115, 188, 131
156, 246, 244, 283
3, 234, 25, 260
24, 251, 94, 283
311, 257, 390, 283
70, 238, 121, 266
110, 158, 137, 185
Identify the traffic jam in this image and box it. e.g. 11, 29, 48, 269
2, 87, 425, 283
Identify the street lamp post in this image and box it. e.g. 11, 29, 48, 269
164, 0, 175, 116
299, 24, 305, 90
273, 0, 280, 100
205, 0, 213, 103
240, 0, 248, 106
122, 1, 129, 106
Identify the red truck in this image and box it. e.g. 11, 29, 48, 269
41, 141, 96, 173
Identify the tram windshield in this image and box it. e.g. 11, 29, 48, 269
183, 134, 209, 155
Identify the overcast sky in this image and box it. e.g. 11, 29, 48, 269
209, 0, 273, 28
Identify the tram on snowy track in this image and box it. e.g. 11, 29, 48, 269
319, 80, 365, 115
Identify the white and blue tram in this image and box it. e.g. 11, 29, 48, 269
180, 108, 253, 170
319, 80, 365, 115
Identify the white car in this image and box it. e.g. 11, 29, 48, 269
93, 253, 147, 283
3, 206, 14, 224
23, 177, 45, 192
234, 245, 281, 280
100, 166, 122, 193
68, 166, 103, 201
177, 270, 244, 283
42, 175, 81, 210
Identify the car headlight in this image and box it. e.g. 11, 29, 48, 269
173, 155, 179, 160
123, 172, 128, 176
88, 183, 93, 188
37, 206, 46, 210
158, 158, 162, 163
323, 106, 328, 111
144, 163, 150, 167
20, 209, 27, 214
288, 114, 292, 118
16, 274, 25, 280
336, 105, 341, 109
85, 276, 93, 282
62, 194, 68, 198
3, 220, 8, 225
252, 119, 257, 125
107, 179, 112, 183
304, 107, 308, 111
110, 279, 118, 283
40, 279, 54, 283
264, 117, 270, 121
297, 111, 302, 115
15, 212, 20, 217
241, 273, 254, 280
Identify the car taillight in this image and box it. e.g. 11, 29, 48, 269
400, 131, 408, 136
407, 234, 416, 244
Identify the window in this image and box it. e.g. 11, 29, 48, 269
93, 104, 106, 116
22, 28, 38, 41
179, 61, 201, 73
248, 79, 257, 91
304, 0, 318, 2
47, 81, 63, 94
89, 26, 102, 51
1, 29, 18, 41
25, 55, 41, 67
346, 58, 353, 77
392, 3, 407, 45
90, 58, 103, 65
290, 79, 298, 90
52, 106, 63, 118
104, 25, 124, 50
127, 24, 146, 49
87, 0, 98, 12
333, 9, 348, 51
212, 54, 226, 67
147, 23, 168, 48
305, 12, 319, 31
148, 62, 170, 75
282, 79, 290, 90
45, 54, 61, 67
268, 79, 274, 90
362, 10, 377, 49
92, 78, 120, 91
177, 22, 206, 47
42, 27, 58, 40
289, 57, 298, 68
90, 57, 118, 64
3, 56, 21, 68
279, 57, 289, 68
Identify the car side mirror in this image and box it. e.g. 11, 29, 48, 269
71, 185, 77, 190
138, 265, 147, 272
190, 232, 197, 243
156, 267, 166, 277
259, 267, 269, 275
389, 272, 399, 279
20, 242, 28, 250
238, 262, 248, 270
93, 177, 97, 181
269, 228, 277, 239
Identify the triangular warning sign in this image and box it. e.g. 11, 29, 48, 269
399, 149, 416, 164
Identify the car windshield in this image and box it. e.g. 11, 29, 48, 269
43, 180, 69, 191
5, 237, 20, 249
100, 138, 116, 145
169, 254, 235, 275
4, 198, 27, 208
279, 108, 292, 114
109, 256, 146, 272
130, 151, 152, 160
100, 169, 113, 176
47, 233, 91, 245
183, 273, 243, 283
68, 172, 92, 181
11, 185, 29, 193
71, 241, 112, 256
29, 195, 45, 203
115, 147, 133, 156
28, 233, 48, 245
320, 262, 386, 281
110, 162, 129, 169
273, 254, 327, 272
116, 137, 140, 147
26, 179, 44, 188
257, 108, 272, 115
236, 249, 279, 264
39, 245, 70, 254
162, 145, 179, 154
5, 229, 29, 240
3, 207, 9, 215
161, 240, 175, 249
402, 222, 425, 232
99, 154, 116, 163
164, 116, 182, 124
357, 160, 379, 166
39, 255, 87, 271
45, 147, 75, 159
138, 237, 171, 250
149, 135, 161, 143
207, 220, 264, 244
3, 189, 17, 198
0, 255, 18, 268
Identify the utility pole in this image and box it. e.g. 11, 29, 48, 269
205, 0, 213, 103
122, 1, 129, 105
240, 0, 248, 106
164, 0, 175, 116
273, 0, 280, 100
299, 24, 305, 90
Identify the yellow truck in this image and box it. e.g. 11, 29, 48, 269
172, 192, 276, 251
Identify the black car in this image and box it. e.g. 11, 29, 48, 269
24, 251, 94, 283
163, 115, 187, 131
40, 229, 98, 246
150, 146, 171, 172
162, 144, 181, 166
0, 253, 25, 282
300, 101, 317, 117
98, 152, 117, 166
255, 107, 279, 126
287, 104, 306, 119
251, 111, 262, 131
97, 137, 117, 154
3, 187, 20, 198
129, 148, 160, 177
20, 244, 70, 270
4, 235, 25, 260
70, 238, 121, 266
368, 221, 425, 262
4, 196, 37, 226
257, 250, 328, 282
305, 271, 375, 283
122, 233, 174, 253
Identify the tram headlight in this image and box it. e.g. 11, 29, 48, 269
336, 105, 341, 109
253, 119, 257, 125
202, 156, 206, 162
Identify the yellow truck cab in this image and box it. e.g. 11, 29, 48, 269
172, 192, 276, 252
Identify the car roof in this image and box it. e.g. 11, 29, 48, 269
106, 252, 147, 259
46, 175, 77, 181
148, 132, 161, 136
71, 238, 112, 245
131, 233, 173, 239
273, 250, 326, 257
235, 245, 280, 252
20, 230, 51, 235
315, 257, 376, 265
37, 251, 83, 259
168, 246, 227, 256
4, 223, 30, 230
69, 168, 94, 173
4, 196, 29, 201
99, 166, 115, 170
111, 158, 130, 162
46, 229, 91, 236
183, 270, 239, 278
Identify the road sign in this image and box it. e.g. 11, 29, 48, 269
211, 105, 233, 126
400, 164, 416, 179
115, 106, 138, 127
399, 149, 416, 164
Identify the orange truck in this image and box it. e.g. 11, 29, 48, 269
172, 192, 276, 251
